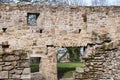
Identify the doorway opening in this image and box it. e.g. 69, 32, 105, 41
57, 47, 85, 79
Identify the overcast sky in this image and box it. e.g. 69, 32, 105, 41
10, 0, 120, 6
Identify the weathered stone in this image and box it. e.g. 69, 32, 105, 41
3, 65, 14, 71
3, 55, 19, 61
0, 62, 4, 65
0, 66, 2, 71
15, 69, 23, 75
12, 74, 20, 79
31, 72, 44, 80
22, 68, 30, 75
0, 71, 8, 78
5, 62, 11, 66
9, 70, 15, 74
18, 61, 29, 68
21, 75, 31, 79
0, 58, 2, 61
76, 67, 84, 73
0, 5, 120, 80
80, 40, 120, 80
11, 61, 17, 66
14, 51, 20, 56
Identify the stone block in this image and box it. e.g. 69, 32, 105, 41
12, 74, 20, 79
0, 71, 8, 79
21, 75, 31, 79
22, 68, 30, 75
0, 59, 2, 61
5, 62, 11, 66
11, 61, 17, 66
76, 67, 84, 73
9, 70, 15, 74
3, 65, 14, 71
15, 69, 23, 75
0, 66, 2, 71
18, 61, 29, 68
0, 62, 4, 65
3, 55, 19, 61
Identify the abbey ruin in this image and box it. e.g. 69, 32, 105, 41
0, 4, 120, 80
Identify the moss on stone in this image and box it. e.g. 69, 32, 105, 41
19, 51, 27, 58
1, 52, 8, 57
101, 44, 107, 50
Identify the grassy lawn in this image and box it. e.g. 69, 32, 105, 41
30, 62, 84, 78
30, 63, 39, 73
57, 62, 84, 79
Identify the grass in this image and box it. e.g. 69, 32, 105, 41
30, 62, 84, 79
30, 63, 39, 73
57, 62, 84, 79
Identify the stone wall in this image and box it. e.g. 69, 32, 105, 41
74, 33, 120, 80
0, 5, 89, 50
0, 49, 30, 79
0, 5, 120, 80
83, 40, 120, 80
0, 5, 120, 49
40, 47, 57, 80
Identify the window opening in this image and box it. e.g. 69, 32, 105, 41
27, 13, 40, 26
30, 57, 41, 73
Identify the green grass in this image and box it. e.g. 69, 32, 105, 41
30, 63, 39, 73
57, 62, 84, 79
30, 62, 84, 78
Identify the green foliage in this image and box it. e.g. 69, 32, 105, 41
66, 47, 81, 62
1, 51, 8, 57
57, 62, 84, 68
92, 31, 98, 36
30, 63, 39, 73
30, 57, 40, 73
57, 62, 84, 78
19, 51, 27, 58
58, 52, 67, 62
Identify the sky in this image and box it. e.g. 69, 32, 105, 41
8, 0, 120, 6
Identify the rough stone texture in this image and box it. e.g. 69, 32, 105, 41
76, 67, 84, 73
40, 47, 57, 80
0, 71, 8, 79
23, 68, 30, 75
3, 55, 19, 61
0, 50, 30, 80
31, 72, 44, 80
74, 34, 120, 80
0, 5, 120, 80
0, 5, 89, 50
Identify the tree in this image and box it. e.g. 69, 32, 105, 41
19, 0, 31, 2
0, 0, 13, 4
57, 47, 82, 62
99, 0, 107, 6
92, 0, 107, 6
66, 47, 80, 62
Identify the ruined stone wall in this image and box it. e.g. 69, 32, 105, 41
79, 35, 120, 80
0, 5, 89, 50
40, 47, 57, 80
87, 7, 120, 41
0, 5, 87, 80
75, 7, 120, 80
0, 5, 120, 80
0, 6, 120, 49
0, 49, 30, 79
